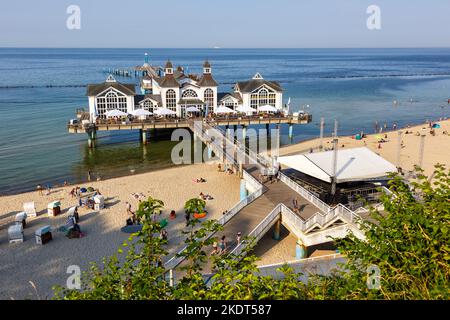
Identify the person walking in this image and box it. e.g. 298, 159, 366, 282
219, 235, 227, 254
236, 232, 242, 245
185, 210, 191, 226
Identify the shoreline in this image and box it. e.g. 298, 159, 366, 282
2, 116, 448, 198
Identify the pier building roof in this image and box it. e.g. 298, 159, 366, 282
160, 74, 180, 88
235, 73, 282, 93
198, 73, 218, 87
86, 82, 136, 96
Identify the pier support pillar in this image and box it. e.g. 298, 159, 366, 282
87, 129, 96, 148
142, 130, 148, 145
288, 124, 294, 140
266, 123, 270, 135
296, 239, 307, 259
273, 219, 281, 240
238, 162, 243, 178
88, 137, 94, 148
242, 125, 247, 141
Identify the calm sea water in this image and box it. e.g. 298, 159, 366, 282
0, 48, 449, 194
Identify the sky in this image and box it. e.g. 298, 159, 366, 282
1, 0, 450, 48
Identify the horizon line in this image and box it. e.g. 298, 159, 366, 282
1, 46, 450, 50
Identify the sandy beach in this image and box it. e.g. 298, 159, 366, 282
0, 163, 240, 300
1, 120, 449, 299
280, 119, 450, 177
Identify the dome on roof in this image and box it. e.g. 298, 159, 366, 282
165, 60, 173, 69
203, 60, 211, 68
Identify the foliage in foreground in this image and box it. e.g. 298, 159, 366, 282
53, 165, 449, 300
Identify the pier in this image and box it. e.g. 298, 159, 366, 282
67, 112, 312, 147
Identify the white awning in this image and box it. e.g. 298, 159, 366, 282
186, 106, 201, 112
258, 105, 278, 112
278, 147, 397, 183
236, 105, 257, 113
105, 109, 128, 117
215, 106, 236, 114
130, 109, 152, 116
154, 108, 177, 116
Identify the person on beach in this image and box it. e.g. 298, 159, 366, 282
37, 184, 43, 196
160, 229, 168, 241
69, 188, 76, 198
219, 235, 227, 254
125, 201, 132, 214
211, 242, 219, 255
87, 170, 91, 182
45, 184, 51, 196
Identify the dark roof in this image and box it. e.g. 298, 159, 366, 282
218, 92, 242, 103
165, 60, 173, 69
235, 79, 282, 93
86, 82, 136, 96
136, 94, 162, 104
203, 60, 211, 68
198, 74, 218, 87
159, 74, 180, 88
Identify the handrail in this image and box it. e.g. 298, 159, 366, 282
230, 204, 281, 256
164, 122, 266, 270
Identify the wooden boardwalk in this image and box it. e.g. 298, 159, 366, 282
215, 165, 322, 254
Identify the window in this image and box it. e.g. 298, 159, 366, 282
250, 87, 276, 109
96, 89, 127, 118
166, 89, 177, 111
182, 89, 198, 98
140, 99, 155, 112
204, 88, 214, 106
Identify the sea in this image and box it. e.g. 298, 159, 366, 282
0, 48, 449, 195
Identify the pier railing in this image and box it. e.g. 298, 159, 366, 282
164, 124, 267, 270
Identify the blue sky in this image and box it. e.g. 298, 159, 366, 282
1, 0, 450, 48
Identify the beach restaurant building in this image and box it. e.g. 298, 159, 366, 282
86, 60, 284, 119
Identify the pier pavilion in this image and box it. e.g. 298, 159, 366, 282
71, 62, 310, 147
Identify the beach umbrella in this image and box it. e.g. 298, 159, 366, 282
130, 109, 152, 116
105, 109, 128, 117
186, 106, 201, 113
154, 108, 177, 116
236, 105, 257, 113
215, 106, 236, 114
258, 105, 278, 113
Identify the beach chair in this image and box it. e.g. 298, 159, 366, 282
23, 202, 37, 217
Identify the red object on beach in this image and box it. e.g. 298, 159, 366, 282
193, 212, 207, 219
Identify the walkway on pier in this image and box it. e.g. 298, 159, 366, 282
215, 165, 322, 253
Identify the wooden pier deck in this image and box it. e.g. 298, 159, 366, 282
67, 115, 312, 134
213, 165, 322, 255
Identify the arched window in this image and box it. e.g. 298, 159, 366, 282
141, 99, 154, 112
259, 88, 268, 105
182, 89, 198, 98
250, 87, 276, 108
166, 89, 177, 111
96, 89, 127, 118
204, 88, 214, 106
